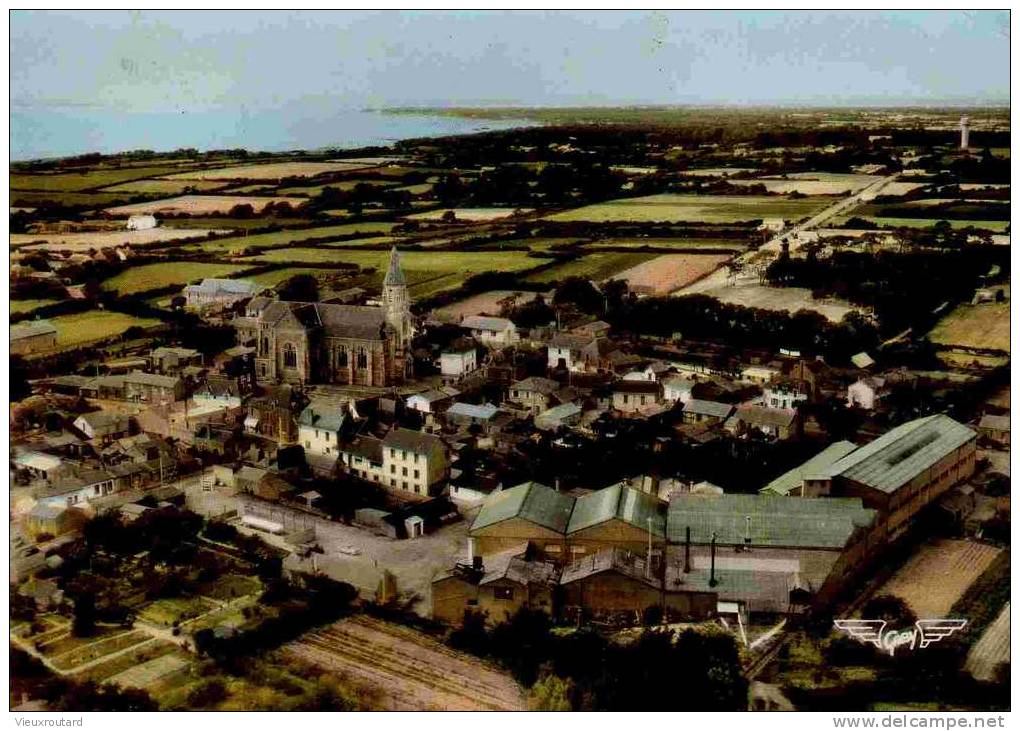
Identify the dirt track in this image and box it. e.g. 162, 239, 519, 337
287, 615, 525, 711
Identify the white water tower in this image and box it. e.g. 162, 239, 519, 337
960, 116, 970, 151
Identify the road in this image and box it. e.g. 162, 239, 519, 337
680, 173, 901, 295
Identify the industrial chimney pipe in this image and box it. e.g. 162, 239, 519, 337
709, 532, 718, 588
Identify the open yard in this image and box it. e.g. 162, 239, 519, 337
692, 282, 858, 323
287, 615, 525, 711
164, 161, 379, 181
104, 195, 307, 217
406, 207, 533, 222
878, 539, 1002, 619
48, 310, 162, 349
929, 301, 1010, 353
12, 227, 219, 252
545, 194, 827, 224
100, 262, 248, 296
614, 253, 731, 295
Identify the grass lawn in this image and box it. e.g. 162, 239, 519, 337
100, 262, 248, 296
544, 194, 827, 224
49, 310, 162, 349
524, 253, 656, 283
196, 574, 262, 601
137, 597, 217, 627
179, 222, 399, 252
929, 301, 1010, 352
10, 298, 60, 315
98, 179, 228, 195
11, 164, 199, 192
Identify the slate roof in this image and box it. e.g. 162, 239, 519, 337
75, 411, 131, 434
382, 428, 445, 456
567, 484, 666, 537
11, 320, 57, 341
298, 406, 345, 432
828, 414, 977, 494
185, 278, 262, 296
612, 380, 661, 395
734, 405, 798, 429
446, 402, 499, 420
251, 301, 387, 340
513, 376, 560, 395
462, 315, 515, 332
683, 399, 734, 418
760, 440, 859, 496
535, 402, 581, 423
979, 414, 1010, 432
343, 435, 384, 463
471, 481, 575, 534
666, 493, 876, 549
548, 333, 595, 351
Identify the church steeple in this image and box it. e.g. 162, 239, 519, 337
384, 246, 406, 287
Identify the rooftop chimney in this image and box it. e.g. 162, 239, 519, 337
709, 532, 718, 588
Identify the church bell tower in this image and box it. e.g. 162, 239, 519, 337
382, 247, 413, 380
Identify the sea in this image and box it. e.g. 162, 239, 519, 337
10, 106, 535, 162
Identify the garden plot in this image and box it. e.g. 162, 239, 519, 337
878, 539, 1002, 619
104, 195, 306, 217
107, 653, 192, 689
287, 615, 525, 711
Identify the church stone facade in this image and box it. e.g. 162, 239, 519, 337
234, 248, 413, 387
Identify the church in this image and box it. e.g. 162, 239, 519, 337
234, 247, 413, 387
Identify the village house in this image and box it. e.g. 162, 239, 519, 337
73, 411, 133, 444
460, 315, 519, 348
622, 361, 672, 382
10, 320, 58, 356
535, 402, 582, 432
546, 332, 601, 372
234, 465, 295, 502
507, 376, 562, 414
440, 341, 479, 383
611, 380, 662, 414
740, 364, 782, 385
405, 389, 451, 414
150, 346, 203, 375
339, 428, 450, 497
13, 451, 67, 483
126, 214, 157, 231
977, 414, 1010, 447
727, 405, 800, 441
681, 399, 734, 426
846, 376, 889, 410
184, 278, 266, 310
445, 402, 500, 430
24, 502, 88, 540
192, 374, 243, 409
244, 385, 307, 444
763, 379, 809, 410
297, 405, 346, 459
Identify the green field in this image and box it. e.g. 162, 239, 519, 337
524, 252, 657, 283
585, 237, 748, 251
11, 164, 198, 192
248, 267, 334, 287
10, 298, 61, 315
277, 180, 398, 196
249, 248, 547, 272
178, 222, 399, 252
10, 191, 138, 208
101, 262, 247, 295
831, 216, 1010, 232
48, 310, 162, 349
160, 217, 312, 230
929, 301, 1010, 353
545, 194, 827, 224
99, 179, 228, 195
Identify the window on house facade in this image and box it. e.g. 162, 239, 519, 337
337, 347, 348, 367
402, 467, 408, 476
390, 465, 396, 474
414, 470, 420, 479
357, 348, 367, 368
283, 343, 297, 368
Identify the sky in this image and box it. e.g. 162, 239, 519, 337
10, 10, 1011, 113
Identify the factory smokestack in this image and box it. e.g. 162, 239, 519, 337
960, 116, 970, 151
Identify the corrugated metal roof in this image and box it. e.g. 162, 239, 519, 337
567, 484, 666, 537
829, 414, 976, 494
447, 402, 499, 420
666, 493, 875, 549
760, 440, 859, 496
683, 399, 734, 418
470, 481, 574, 534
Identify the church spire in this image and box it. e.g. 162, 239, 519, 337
384, 246, 406, 286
